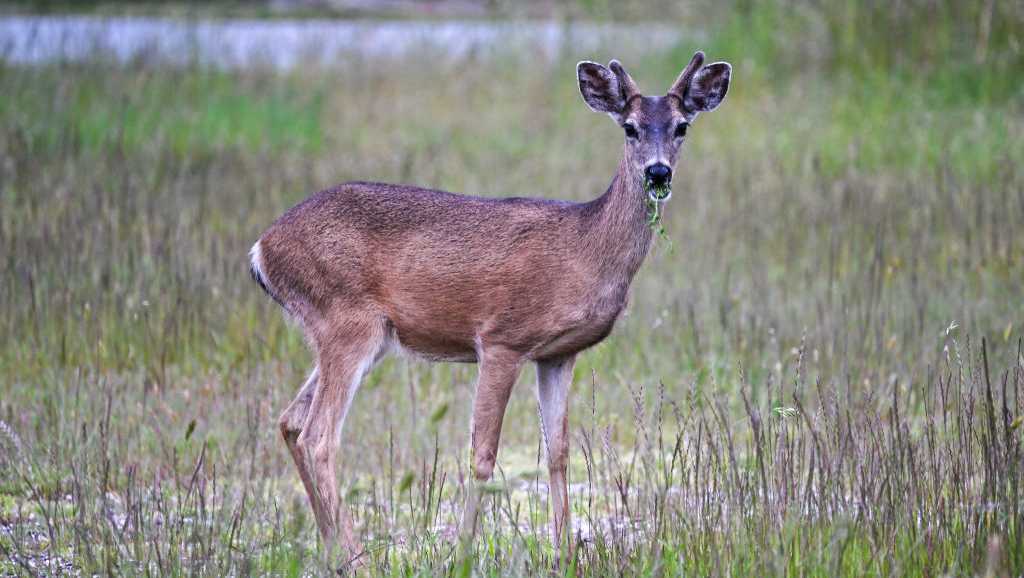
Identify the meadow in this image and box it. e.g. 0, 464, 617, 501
1, 1, 1023, 575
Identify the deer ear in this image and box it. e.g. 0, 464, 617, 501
577, 61, 625, 118
683, 62, 731, 113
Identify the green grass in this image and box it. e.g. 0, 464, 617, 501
1, 2, 1023, 575
1, 65, 325, 157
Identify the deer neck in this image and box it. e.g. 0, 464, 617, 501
581, 154, 655, 280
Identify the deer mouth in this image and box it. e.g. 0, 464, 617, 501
644, 179, 672, 203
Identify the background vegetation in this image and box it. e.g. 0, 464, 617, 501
1, 0, 1023, 575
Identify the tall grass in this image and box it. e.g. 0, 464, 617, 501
1, 1, 1023, 575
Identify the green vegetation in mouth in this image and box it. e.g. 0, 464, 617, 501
643, 179, 672, 246
644, 180, 672, 202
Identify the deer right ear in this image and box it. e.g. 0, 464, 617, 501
577, 61, 625, 118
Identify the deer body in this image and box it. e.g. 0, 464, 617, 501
250, 52, 730, 568
256, 157, 650, 364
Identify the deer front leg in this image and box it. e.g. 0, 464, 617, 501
536, 355, 575, 556
459, 346, 524, 546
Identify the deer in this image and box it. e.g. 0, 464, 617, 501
249, 51, 731, 568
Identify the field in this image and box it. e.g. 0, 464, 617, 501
1, 1, 1023, 575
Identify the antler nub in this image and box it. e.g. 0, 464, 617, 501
669, 51, 706, 99
609, 59, 640, 102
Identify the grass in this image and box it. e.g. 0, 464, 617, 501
1, 1, 1023, 575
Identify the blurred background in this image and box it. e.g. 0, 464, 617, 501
1, 0, 1022, 575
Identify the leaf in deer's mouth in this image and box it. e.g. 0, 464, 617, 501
644, 179, 672, 202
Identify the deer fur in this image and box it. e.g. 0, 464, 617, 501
250, 51, 731, 567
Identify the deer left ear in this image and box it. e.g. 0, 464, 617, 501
684, 62, 731, 113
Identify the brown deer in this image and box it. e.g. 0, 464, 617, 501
249, 51, 730, 566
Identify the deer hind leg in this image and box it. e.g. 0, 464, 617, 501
294, 314, 386, 568
459, 346, 524, 544
279, 366, 319, 508
536, 355, 575, 555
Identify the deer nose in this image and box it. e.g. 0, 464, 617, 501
644, 163, 672, 186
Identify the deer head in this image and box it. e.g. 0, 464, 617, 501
577, 51, 731, 200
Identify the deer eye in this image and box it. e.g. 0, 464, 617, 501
623, 123, 639, 140
674, 122, 689, 139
